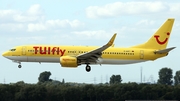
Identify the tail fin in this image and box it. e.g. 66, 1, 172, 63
131, 18, 174, 49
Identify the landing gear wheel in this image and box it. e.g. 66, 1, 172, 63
18, 65, 22, 68
86, 65, 91, 72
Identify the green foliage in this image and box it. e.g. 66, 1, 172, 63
38, 71, 52, 83
157, 67, 173, 85
1, 82, 180, 100
110, 74, 122, 84
2, 70, 180, 100
174, 70, 180, 85
15, 85, 46, 101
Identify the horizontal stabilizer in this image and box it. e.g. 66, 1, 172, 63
154, 47, 176, 54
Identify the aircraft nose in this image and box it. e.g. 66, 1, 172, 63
2, 51, 9, 57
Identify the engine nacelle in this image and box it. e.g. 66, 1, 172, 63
60, 56, 78, 67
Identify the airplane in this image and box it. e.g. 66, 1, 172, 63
2, 18, 175, 72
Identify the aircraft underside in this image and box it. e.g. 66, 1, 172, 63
6, 56, 147, 72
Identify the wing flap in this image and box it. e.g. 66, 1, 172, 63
154, 47, 176, 54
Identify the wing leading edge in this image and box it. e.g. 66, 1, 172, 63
77, 33, 117, 63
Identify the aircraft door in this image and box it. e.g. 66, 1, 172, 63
22, 46, 26, 55
140, 50, 144, 59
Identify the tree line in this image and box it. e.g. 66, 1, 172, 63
1, 82, 180, 101
0, 67, 180, 101
37, 68, 180, 86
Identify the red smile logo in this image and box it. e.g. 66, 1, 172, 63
154, 32, 170, 45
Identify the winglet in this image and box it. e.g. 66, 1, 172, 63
107, 33, 117, 46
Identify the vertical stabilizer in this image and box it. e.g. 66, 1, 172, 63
131, 19, 174, 49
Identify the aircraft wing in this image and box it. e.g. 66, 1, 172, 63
77, 33, 117, 63
154, 47, 176, 54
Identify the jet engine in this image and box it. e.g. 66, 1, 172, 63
60, 56, 78, 67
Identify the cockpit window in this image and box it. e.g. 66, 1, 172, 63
9, 49, 16, 51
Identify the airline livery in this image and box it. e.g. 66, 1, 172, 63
2, 19, 175, 72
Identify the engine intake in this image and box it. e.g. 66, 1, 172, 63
60, 56, 78, 67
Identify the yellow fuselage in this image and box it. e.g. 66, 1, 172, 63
3, 45, 167, 64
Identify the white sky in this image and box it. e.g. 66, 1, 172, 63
0, 0, 180, 84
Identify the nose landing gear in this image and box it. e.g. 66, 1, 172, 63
12, 61, 22, 68
18, 62, 22, 68
18, 64, 22, 68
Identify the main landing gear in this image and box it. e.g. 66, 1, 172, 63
85, 64, 91, 72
